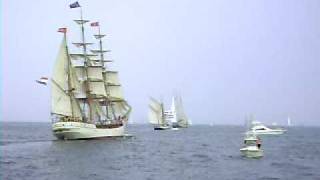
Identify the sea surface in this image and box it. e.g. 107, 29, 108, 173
1, 122, 320, 180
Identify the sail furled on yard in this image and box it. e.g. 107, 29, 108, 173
148, 97, 164, 125
51, 37, 82, 119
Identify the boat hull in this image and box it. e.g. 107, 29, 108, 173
240, 147, 264, 158
248, 129, 286, 135
154, 126, 170, 130
172, 123, 188, 128
52, 122, 125, 140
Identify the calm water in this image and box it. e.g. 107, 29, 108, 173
1, 122, 320, 180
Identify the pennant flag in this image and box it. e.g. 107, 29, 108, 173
57, 28, 67, 33
69, 1, 80, 8
90, 22, 99, 27
36, 77, 49, 86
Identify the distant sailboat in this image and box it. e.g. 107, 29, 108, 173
287, 116, 292, 126
167, 95, 189, 128
148, 97, 170, 130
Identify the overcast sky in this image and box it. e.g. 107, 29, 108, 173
2, 0, 320, 125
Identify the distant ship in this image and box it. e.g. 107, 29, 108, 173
248, 121, 286, 135
148, 97, 170, 130
166, 95, 189, 128
51, 2, 131, 140
287, 116, 292, 126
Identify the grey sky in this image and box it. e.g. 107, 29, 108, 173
2, 0, 320, 125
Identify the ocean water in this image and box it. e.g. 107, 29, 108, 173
1, 122, 320, 180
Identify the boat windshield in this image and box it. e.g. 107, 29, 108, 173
255, 128, 267, 130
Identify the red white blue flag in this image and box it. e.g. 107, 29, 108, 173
90, 22, 99, 27
36, 77, 49, 85
57, 28, 67, 33
69, 1, 80, 8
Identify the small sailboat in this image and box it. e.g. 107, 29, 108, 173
148, 97, 170, 130
287, 116, 292, 127
240, 134, 264, 158
51, 2, 131, 140
167, 95, 189, 128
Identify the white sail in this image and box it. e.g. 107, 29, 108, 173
175, 95, 189, 127
88, 67, 104, 80
51, 38, 82, 118
112, 101, 131, 117
51, 82, 72, 116
108, 86, 123, 100
170, 96, 177, 123
104, 71, 120, 85
89, 81, 107, 97
148, 97, 164, 125
287, 116, 292, 126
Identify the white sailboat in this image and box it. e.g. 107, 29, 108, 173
287, 116, 292, 126
51, 3, 131, 140
167, 95, 189, 128
148, 97, 170, 130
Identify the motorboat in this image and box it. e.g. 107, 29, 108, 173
248, 121, 286, 135
240, 134, 264, 158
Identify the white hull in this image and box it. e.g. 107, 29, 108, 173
248, 129, 286, 135
52, 122, 125, 140
240, 147, 264, 158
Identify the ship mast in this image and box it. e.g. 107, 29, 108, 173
74, 7, 94, 122
91, 23, 117, 122
64, 33, 74, 117
65, 32, 84, 120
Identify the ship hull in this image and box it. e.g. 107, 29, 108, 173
240, 147, 264, 158
172, 123, 188, 128
52, 122, 125, 140
154, 126, 170, 130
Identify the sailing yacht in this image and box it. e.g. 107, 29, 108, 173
167, 96, 189, 128
51, 3, 131, 140
287, 116, 292, 126
148, 97, 170, 130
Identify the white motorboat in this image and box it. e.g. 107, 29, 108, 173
240, 135, 263, 158
248, 121, 286, 135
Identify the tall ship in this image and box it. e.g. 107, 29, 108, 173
166, 95, 189, 128
148, 97, 170, 130
51, 2, 131, 140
